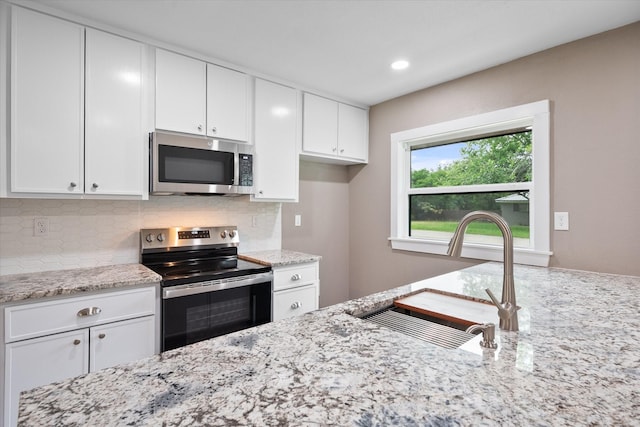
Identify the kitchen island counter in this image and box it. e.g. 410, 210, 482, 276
18, 263, 640, 425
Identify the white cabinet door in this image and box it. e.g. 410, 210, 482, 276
85, 29, 145, 196
90, 316, 155, 372
206, 64, 249, 142
5, 329, 88, 427
253, 79, 298, 202
301, 92, 368, 164
302, 93, 338, 156
10, 7, 84, 194
155, 49, 206, 135
337, 103, 368, 161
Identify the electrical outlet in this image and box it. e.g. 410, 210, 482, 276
34, 217, 49, 236
294, 214, 302, 227
252, 216, 258, 227
554, 212, 569, 231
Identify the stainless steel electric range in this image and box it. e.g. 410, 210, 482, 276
140, 226, 272, 351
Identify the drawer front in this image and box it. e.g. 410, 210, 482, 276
5, 286, 156, 343
273, 284, 318, 322
273, 263, 318, 291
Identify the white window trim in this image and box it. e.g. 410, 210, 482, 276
389, 100, 552, 267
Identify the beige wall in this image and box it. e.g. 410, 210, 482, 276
353, 21, 640, 298
282, 161, 350, 307
286, 22, 640, 302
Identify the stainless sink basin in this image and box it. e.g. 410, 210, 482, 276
361, 306, 480, 350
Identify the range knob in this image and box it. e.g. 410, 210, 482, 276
220, 230, 228, 239
157, 233, 165, 242
229, 230, 237, 238
145, 234, 154, 243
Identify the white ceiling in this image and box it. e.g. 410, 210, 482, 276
24, 0, 640, 106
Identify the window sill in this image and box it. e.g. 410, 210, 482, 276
389, 237, 551, 267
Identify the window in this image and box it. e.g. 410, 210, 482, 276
390, 100, 551, 266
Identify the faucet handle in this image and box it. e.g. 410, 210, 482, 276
485, 288, 518, 321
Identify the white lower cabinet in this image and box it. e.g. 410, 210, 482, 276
6, 329, 89, 402
272, 262, 319, 321
2, 286, 157, 426
89, 316, 155, 372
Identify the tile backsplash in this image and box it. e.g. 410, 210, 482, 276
0, 196, 281, 275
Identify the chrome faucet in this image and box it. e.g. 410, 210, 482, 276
446, 211, 519, 332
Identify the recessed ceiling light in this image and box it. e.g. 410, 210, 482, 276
391, 60, 410, 70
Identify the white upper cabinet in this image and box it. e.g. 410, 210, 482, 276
155, 49, 206, 136
85, 29, 146, 196
253, 79, 299, 202
6, 7, 147, 199
338, 102, 368, 161
206, 64, 249, 142
10, 6, 84, 194
155, 50, 250, 142
302, 94, 338, 155
302, 92, 368, 164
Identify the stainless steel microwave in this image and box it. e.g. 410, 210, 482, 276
149, 131, 253, 195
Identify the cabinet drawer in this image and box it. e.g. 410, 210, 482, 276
273, 263, 318, 291
273, 285, 318, 322
5, 286, 156, 343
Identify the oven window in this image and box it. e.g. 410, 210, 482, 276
159, 144, 234, 185
162, 281, 271, 351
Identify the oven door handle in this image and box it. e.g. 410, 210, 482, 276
162, 271, 273, 299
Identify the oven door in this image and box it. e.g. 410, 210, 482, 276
162, 272, 272, 351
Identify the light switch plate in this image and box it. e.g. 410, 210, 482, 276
294, 214, 302, 227
554, 212, 569, 231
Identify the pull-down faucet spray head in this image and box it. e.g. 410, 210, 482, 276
447, 211, 519, 332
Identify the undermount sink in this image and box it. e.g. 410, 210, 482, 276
360, 290, 497, 350
362, 307, 478, 349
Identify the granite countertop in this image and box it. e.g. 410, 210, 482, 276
0, 264, 162, 304
239, 249, 321, 267
18, 263, 640, 425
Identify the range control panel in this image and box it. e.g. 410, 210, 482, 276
140, 226, 239, 251
177, 229, 210, 240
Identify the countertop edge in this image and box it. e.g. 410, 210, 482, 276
0, 263, 162, 304
239, 249, 322, 267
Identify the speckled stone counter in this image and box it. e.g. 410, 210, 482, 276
18, 263, 640, 425
239, 249, 321, 267
0, 264, 162, 304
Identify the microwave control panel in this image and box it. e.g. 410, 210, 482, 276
238, 154, 253, 186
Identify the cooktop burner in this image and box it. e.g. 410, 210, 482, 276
140, 226, 270, 286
